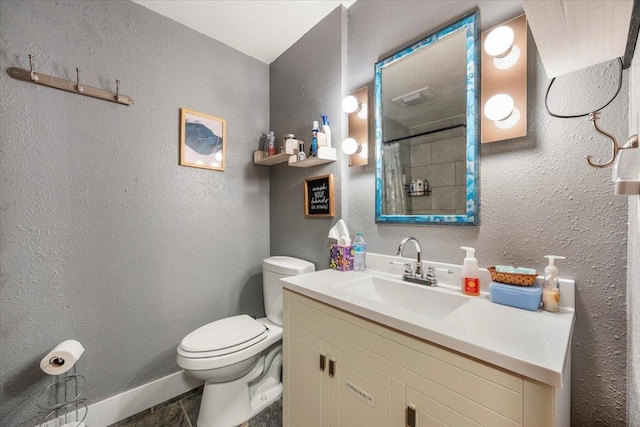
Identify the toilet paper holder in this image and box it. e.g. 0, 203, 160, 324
36, 364, 88, 427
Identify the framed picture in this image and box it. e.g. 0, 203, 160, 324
304, 174, 335, 217
180, 108, 226, 171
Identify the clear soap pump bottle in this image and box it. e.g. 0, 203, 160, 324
542, 255, 566, 312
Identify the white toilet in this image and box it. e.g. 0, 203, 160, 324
177, 256, 315, 427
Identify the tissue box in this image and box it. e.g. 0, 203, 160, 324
329, 244, 354, 271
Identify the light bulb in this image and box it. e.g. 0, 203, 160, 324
342, 96, 360, 114
358, 143, 368, 159
494, 107, 521, 129
357, 103, 368, 119
342, 138, 359, 155
493, 44, 521, 70
484, 26, 514, 57
484, 94, 514, 121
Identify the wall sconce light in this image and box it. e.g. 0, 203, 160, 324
481, 14, 527, 143
342, 86, 368, 166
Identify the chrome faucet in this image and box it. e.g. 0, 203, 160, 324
392, 237, 441, 286
397, 237, 423, 277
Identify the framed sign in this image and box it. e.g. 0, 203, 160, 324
179, 108, 226, 171
304, 174, 335, 217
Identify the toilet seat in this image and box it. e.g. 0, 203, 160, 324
178, 315, 268, 358
177, 318, 283, 372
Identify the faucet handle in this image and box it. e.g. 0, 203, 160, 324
424, 266, 438, 286
390, 260, 413, 276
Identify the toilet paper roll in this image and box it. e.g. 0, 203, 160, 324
40, 340, 85, 375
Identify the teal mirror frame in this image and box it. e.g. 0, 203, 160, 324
374, 11, 480, 225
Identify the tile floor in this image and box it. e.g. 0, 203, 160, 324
107, 386, 282, 427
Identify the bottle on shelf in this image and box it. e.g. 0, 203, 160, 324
310, 121, 319, 157
354, 232, 367, 271
416, 178, 424, 196
409, 179, 416, 195
265, 131, 276, 157
321, 115, 332, 148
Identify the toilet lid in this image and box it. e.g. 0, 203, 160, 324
180, 315, 268, 353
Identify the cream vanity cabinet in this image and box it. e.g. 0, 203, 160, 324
283, 289, 557, 427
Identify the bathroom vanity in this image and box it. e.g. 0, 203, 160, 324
281, 253, 574, 427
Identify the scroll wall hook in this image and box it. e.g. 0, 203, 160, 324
585, 112, 638, 169
28, 54, 38, 82
114, 79, 121, 102
74, 68, 84, 93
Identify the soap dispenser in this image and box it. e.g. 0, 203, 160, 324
542, 255, 566, 312
461, 246, 480, 296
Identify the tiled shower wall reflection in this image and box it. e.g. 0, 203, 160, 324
403, 117, 467, 215
108, 386, 282, 427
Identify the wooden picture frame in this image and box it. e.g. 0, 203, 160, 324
304, 174, 335, 217
179, 108, 226, 171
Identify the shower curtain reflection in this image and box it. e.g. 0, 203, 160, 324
382, 143, 407, 215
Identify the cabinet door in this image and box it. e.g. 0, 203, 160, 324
285, 323, 329, 427
331, 350, 391, 427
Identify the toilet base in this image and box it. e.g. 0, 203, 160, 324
196, 343, 283, 427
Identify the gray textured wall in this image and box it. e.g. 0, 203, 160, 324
270, 1, 630, 425
0, 1, 270, 426
628, 42, 639, 427
269, 6, 347, 267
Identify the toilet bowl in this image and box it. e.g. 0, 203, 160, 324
177, 256, 315, 427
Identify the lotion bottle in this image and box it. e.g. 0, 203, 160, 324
461, 246, 480, 296
322, 115, 332, 148
542, 255, 566, 312
310, 121, 319, 157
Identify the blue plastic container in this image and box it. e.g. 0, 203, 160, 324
489, 281, 542, 311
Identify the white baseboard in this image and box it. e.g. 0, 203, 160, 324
38, 371, 203, 427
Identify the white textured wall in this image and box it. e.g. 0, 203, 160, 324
627, 36, 640, 427
0, 2, 270, 426
271, 1, 629, 425
346, 2, 628, 425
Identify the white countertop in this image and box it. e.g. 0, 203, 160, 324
281, 253, 575, 388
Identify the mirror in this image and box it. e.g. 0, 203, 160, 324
375, 11, 480, 225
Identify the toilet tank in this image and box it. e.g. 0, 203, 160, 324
263, 256, 315, 325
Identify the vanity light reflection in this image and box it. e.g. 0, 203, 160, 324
342, 88, 369, 166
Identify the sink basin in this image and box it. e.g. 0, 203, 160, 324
332, 276, 469, 318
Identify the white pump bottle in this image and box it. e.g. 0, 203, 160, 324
542, 255, 566, 312
461, 246, 480, 296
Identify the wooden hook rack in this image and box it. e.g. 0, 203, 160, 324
7, 55, 134, 106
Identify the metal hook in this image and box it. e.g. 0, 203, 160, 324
74, 68, 84, 93
28, 54, 38, 82
586, 112, 619, 168
114, 79, 121, 103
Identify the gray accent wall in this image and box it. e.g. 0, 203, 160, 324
269, 6, 347, 267
628, 38, 639, 427
271, 1, 630, 425
0, 1, 270, 426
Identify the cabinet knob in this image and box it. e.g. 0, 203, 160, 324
406, 405, 416, 427
329, 359, 336, 378
320, 354, 326, 372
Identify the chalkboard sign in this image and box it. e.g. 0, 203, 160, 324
304, 174, 335, 217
